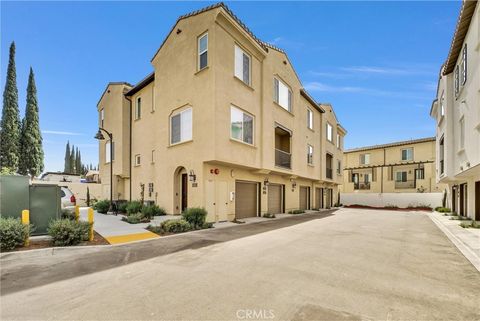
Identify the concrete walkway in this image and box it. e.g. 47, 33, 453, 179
428, 211, 480, 271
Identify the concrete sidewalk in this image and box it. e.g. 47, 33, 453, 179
428, 211, 480, 271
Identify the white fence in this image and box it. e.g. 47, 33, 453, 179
341, 192, 444, 209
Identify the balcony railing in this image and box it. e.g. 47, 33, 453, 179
275, 149, 291, 169
326, 168, 333, 179
395, 180, 416, 189
354, 182, 370, 190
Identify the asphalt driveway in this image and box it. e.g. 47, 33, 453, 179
1, 208, 479, 320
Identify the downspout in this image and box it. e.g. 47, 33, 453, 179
125, 95, 133, 202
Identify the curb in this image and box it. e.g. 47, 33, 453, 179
428, 212, 480, 272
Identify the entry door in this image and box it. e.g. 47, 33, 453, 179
235, 181, 259, 219
204, 180, 228, 222
268, 184, 283, 214
475, 181, 480, 221
299, 186, 309, 210
452, 186, 457, 213
315, 188, 323, 209
181, 173, 188, 212
325, 188, 332, 208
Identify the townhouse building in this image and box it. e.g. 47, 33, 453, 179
342, 137, 446, 194
430, 0, 479, 220
97, 3, 346, 222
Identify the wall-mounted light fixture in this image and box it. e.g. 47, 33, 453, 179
189, 170, 196, 182
290, 178, 297, 191
264, 177, 269, 186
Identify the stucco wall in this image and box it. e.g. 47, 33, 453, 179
341, 192, 443, 209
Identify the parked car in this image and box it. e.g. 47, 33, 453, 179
60, 186, 76, 209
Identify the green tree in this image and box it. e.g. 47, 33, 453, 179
86, 186, 90, 207
70, 145, 75, 174
18, 68, 44, 177
64, 141, 71, 173
0, 42, 21, 171
76, 148, 81, 175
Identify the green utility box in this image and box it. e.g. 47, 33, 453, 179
0, 175, 30, 218
29, 184, 61, 235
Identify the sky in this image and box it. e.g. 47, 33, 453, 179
1, 1, 460, 172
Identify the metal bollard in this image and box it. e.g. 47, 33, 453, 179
21, 210, 30, 246
75, 205, 80, 222
88, 207, 94, 241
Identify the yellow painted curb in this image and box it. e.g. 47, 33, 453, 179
105, 231, 159, 245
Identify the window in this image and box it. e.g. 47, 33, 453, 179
198, 33, 208, 70
337, 160, 341, 174
440, 92, 445, 118
326, 123, 333, 142
461, 44, 467, 85
401, 148, 413, 161
148, 183, 154, 197
439, 136, 444, 174
170, 108, 192, 145
326, 153, 333, 179
274, 78, 292, 112
134, 154, 141, 166
336, 134, 341, 149
105, 141, 111, 163
151, 150, 155, 164
234, 45, 251, 85
396, 171, 407, 182
100, 109, 104, 127
307, 145, 313, 164
307, 108, 313, 129
135, 97, 141, 120
416, 168, 425, 180
454, 65, 459, 96
360, 153, 370, 165
111, 142, 115, 161
231, 106, 254, 145
460, 117, 465, 149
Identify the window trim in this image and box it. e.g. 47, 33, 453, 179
170, 107, 193, 146
105, 140, 112, 164
134, 154, 141, 167
307, 108, 313, 130
439, 91, 445, 119
401, 147, 413, 161
337, 159, 342, 175
234, 44, 251, 86
273, 77, 292, 112
135, 96, 142, 120
461, 44, 467, 86
230, 105, 254, 146
454, 65, 459, 96
307, 144, 313, 165
360, 153, 370, 165
326, 122, 333, 143
197, 32, 208, 71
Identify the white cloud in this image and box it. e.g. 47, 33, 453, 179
304, 82, 367, 93
42, 130, 84, 136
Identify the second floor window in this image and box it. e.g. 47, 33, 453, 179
360, 153, 370, 165
274, 78, 292, 112
461, 44, 467, 85
326, 153, 333, 179
100, 109, 104, 127
326, 123, 333, 142
307, 108, 313, 129
134, 154, 141, 166
440, 93, 445, 117
135, 97, 141, 120
234, 45, 251, 85
105, 141, 114, 163
231, 106, 253, 145
336, 133, 342, 149
307, 145, 313, 164
337, 160, 341, 174
401, 148, 413, 161
439, 136, 445, 174
198, 33, 208, 70
171, 108, 192, 145
454, 65, 459, 96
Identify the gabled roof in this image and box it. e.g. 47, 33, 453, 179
125, 72, 155, 97
97, 82, 132, 107
345, 137, 435, 153
300, 89, 325, 113
443, 0, 478, 75
151, 2, 269, 62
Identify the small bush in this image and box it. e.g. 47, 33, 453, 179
263, 213, 276, 218
436, 207, 451, 213
385, 204, 399, 209
0, 217, 31, 251
117, 202, 128, 214
121, 213, 149, 224
47, 219, 91, 246
182, 207, 207, 229
161, 219, 191, 233
126, 201, 143, 215
450, 216, 470, 221
202, 222, 214, 229
459, 221, 479, 229
142, 204, 166, 219
146, 224, 164, 235
61, 208, 76, 220
288, 209, 305, 214
94, 200, 110, 214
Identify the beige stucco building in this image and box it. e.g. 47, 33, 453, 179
342, 137, 446, 194
97, 3, 346, 222
430, 0, 479, 220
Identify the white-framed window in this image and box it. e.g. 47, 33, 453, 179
198, 33, 208, 70
135, 97, 141, 120
460, 117, 465, 149
234, 45, 251, 85
151, 150, 155, 164
337, 160, 342, 174
454, 65, 459, 96
395, 171, 407, 182
170, 108, 192, 145
326, 122, 333, 142
274, 78, 292, 112
105, 141, 111, 163
360, 153, 370, 165
440, 92, 445, 118
100, 109, 104, 127
401, 148, 413, 161
307, 145, 313, 164
307, 108, 313, 129
439, 135, 445, 174
230, 106, 254, 145
134, 154, 141, 166
416, 168, 425, 180
336, 133, 342, 149
461, 44, 467, 85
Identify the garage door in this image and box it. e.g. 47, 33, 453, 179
235, 181, 258, 219
268, 184, 283, 214
315, 188, 323, 209
299, 186, 309, 210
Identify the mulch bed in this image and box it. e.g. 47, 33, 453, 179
344, 205, 433, 212
12, 231, 109, 252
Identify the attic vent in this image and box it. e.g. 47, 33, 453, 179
176, 28, 182, 34
283, 60, 287, 65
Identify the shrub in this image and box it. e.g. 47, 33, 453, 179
142, 204, 166, 218
202, 222, 214, 229
459, 221, 479, 229
146, 224, 164, 235
288, 209, 305, 214
126, 201, 143, 215
385, 204, 399, 209
117, 202, 128, 214
182, 207, 207, 229
94, 200, 110, 214
47, 219, 90, 246
122, 213, 149, 224
449, 215, 470, 221
161, 219, 191, 233
61, 208, 76, 220
0, 217, 31, 251
436, 207, 451, 213
263, 213, 276, 218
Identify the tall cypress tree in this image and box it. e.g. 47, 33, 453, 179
70, 145, 75, 174
76, 148, 81, 175
18, 68, 44, 178
64, 141, 71, 173
0, 42, 21, 171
